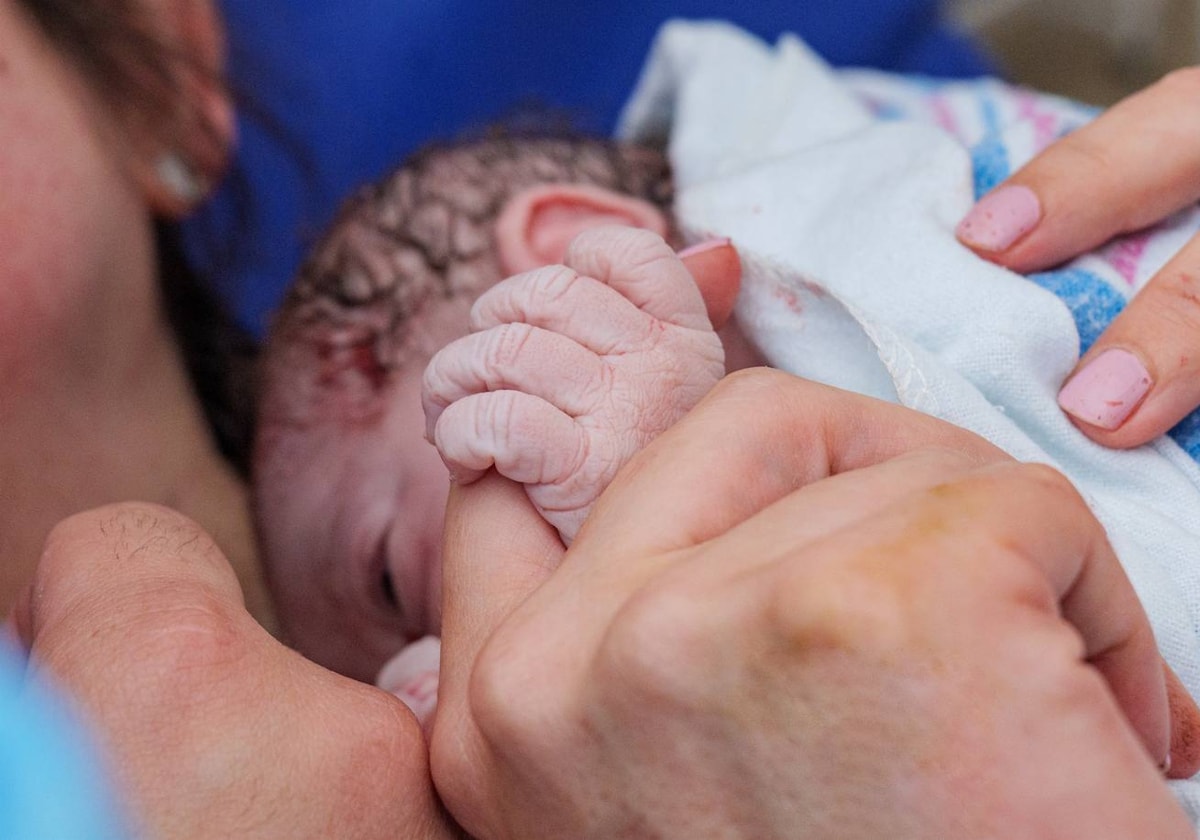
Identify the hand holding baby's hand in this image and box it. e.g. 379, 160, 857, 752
422, 226, 733, 543
957, 69, 1200, 448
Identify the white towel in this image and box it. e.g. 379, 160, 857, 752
619, 20, 1200, 819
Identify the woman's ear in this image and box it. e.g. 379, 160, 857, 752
495, 184, 670, 275
130, 0, 235, 218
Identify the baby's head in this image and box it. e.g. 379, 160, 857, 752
253, 134, 674, 681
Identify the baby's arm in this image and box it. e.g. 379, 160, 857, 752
422, 226, 732, 544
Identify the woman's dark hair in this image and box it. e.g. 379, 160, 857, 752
14, 0, 259, 475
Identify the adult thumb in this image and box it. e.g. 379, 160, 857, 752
435, 473, 564, 731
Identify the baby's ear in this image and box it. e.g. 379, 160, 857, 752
496, 184, 669, 274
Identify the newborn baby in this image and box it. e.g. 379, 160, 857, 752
253, 135, 749, 692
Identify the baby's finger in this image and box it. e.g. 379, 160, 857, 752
421, 323, 606, 439
470, 265, 656, 355
564, 225, 714, 331
677, 238, 741, 329
432, 391, 585, 490
957, 69, 1200, 273
1055, 235, 1200, 446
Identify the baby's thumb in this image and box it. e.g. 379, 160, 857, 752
678, 238, 741, 329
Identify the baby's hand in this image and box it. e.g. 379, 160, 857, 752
422, 226, 729, 544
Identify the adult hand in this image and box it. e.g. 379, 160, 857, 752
431, 368, 1200, 840
956, 69, 1200, 448
12, 504, 459, 840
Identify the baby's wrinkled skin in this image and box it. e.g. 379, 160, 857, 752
424, 227, 725, 543
253, 135, 750, 710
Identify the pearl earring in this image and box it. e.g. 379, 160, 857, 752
155, 152, 205, 205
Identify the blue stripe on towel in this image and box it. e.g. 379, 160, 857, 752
1027, 269, 1125, 355
970, 95, 1009, 198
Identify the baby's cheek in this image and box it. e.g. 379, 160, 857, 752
380, 400, 452, 637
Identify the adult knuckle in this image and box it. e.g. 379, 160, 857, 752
1143, 269, 1200, 332
41, 586, 248, 709
467, 630, 560, 750
43, 502, 224, 582
339, 687, 426, 776
709, 366, 795, 401
1040, 660, 1125, 739
1155, 66, 1200, 101
1056, 136, 1117, 184
766, 562, 912, 658
1005, 462, 1081, 507
596, 585, 716, 706
122, 593, 247, 678
897, 444, 995, 479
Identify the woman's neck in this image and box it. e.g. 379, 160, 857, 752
0, 308, 277, 634
164, 438, 278, 636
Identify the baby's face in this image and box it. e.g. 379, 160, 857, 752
250, 136, 676, 681
254, 298, 470, 682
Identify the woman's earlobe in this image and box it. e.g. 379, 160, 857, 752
131, 0, 235, 217
154, 151, 208, 209
495, 184, 670, 274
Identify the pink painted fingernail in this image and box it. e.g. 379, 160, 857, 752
1057, 349, 1153, 430
677, 237, 732, 259
956, 185, 1042, 252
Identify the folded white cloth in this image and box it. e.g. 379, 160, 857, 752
620, 20, 1200, 818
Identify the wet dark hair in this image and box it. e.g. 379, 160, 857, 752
14, 0, 258, 475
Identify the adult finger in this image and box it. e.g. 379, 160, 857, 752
1165, 662, 1200, 778
436, 473, 565, 744
578, 368, 1006, 560
478, 374, 1012, 715
432, 380, 998, 837
432, 372, 1000, 747
1055, 238, 1200, 445
25, 503, 246, 653
26, 504, 450, 840
956, 69, 1200, 273
653, 444, 1200, 777
737, 462, 1172, 771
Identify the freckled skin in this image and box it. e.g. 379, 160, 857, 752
252, 135, 698, 683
